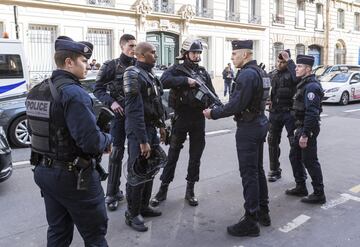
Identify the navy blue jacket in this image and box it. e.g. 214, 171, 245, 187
211, 60, 262, 120
53, 70, 112, 154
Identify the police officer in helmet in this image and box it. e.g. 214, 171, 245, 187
267, 49, 298, 182
286, 55, 326, 204
204, 40, 270, 237
27, 36, 111, 246
94, 34, 137, 211
150, 37, 216, 207
123, 42, 167, 232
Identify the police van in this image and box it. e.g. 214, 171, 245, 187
0, 37, 29, 99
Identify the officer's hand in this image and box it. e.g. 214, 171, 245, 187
140, 143, 151, 159
188, 78, 197, 88
280, 51, 290, 61
203, 108, 212, 119
104, 143, 112, 154
299, 135, 308, 149
159, 127, 166, 144
111, 101, 124, 116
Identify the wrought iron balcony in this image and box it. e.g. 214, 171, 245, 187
153, 1, 175, 14
196, 8, 214, 19
226, 11, 240, 22
272, 14, 285, 24
87, 0, 115, 8
248, 15, 261, 24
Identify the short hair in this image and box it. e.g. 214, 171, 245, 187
120, 34, 136, 46
54, 50, 82, 68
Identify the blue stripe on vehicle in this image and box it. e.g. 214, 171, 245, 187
0, 80, 26, 94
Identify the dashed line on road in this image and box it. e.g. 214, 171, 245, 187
349, 184, 360, 193
321, 193, 360, 210
320, 114, 329, 117
343, 108, 360, 113
341, 193, 360, 202
13, 160, 30, 167
279, 214, 311, 233
205, 129, 231, 136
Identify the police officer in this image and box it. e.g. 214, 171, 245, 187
123, 42, 167, 232
285, 55, 326, 204
204, 40, 270, 237
150, 38, 216, 207
94, 34, 136, 211
267, 49, 298, 182
27, 36, 111, 246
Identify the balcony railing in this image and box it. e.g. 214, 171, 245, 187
196, 8, 214, 19
153, 1, 175, 14
226, 11, 240, 22
272, 14, 285, 24
248, 15, 261, 24
87, 0, 115, 7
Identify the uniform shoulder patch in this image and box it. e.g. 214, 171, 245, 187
307, 92, 315, 101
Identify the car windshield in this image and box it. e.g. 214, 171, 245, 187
314, 67, 327, 76
323, 73, 350, 83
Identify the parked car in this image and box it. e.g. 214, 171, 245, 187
0, 72, 173, 148
0, 126, 12, 183
321, 71, 360, 105
314, 64, 360, 80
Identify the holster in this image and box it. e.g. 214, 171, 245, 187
73, 157, 94, 191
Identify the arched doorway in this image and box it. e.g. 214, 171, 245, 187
308, 45, 322, 66
334, 40, 346, 64
146, 32, 179, 68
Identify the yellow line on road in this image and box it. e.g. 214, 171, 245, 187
349, 184, 360, 193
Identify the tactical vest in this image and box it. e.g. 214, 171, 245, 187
271, 70, 296, 110
108, 59, 128, 103
26, 79, 81, 162
168, 64, 210, 110
235, 65, 271, 121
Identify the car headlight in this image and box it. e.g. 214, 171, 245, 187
326, 87, 340, 93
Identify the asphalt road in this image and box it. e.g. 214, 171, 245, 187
2, 102, 360, 247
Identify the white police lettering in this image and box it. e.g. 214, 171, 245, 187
307, 92, 315, 101
26, 100, 50, 118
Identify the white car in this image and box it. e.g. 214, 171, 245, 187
321, 71, 360, 105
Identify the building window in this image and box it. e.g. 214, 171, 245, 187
337, 9, 345, 29
28, 24, 57, 77
196, 0, 213, 18
316, 4, 324, 30
249, 0, 261, 24
355, 12, 360, 31
308, 45, 322, 66
273, 0, 284, 24
273, 42, 284, 65
0, 22, 3, 35
87, 0, 115, 7
295, 44, 306, 57
296, 0, 305, 27
87, 28, 113, 64
153, 0, 174, 14
226, 0, 240, 22
335, 40, 346, 64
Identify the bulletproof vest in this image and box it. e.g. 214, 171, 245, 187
26, 79, 81, 161
168, 64, 210, 110
236, 65, 270, 121
108, 59, 127, 103
271, 69, 296, 109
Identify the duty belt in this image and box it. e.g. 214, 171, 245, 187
39, 157, 76, 172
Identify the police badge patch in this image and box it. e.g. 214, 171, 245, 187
307, 92, 315, 101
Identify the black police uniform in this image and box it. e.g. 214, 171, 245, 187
267, 52, 298, 182
123, 61, 165, 232
287, 55, 325, 204
153, 57, 216, 206
94, 53, 136, 209
211, 40, 270, 237
26, 36, 111, 246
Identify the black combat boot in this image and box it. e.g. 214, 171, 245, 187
258, 206, 271, 227
267, 168, 282, 182
105, 190, 124, 211
185, 182, 198, 206
227, 212, 260, 237
285, 183, 308, 197
125, 211, 148, 232
141, 207, 162, 217
150, 183, 169, 207
301, 187, 326, 204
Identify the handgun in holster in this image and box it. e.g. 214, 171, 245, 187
74, 157, 94, 191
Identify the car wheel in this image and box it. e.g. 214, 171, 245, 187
9, 115, 31, 148
339, 91, 349, 105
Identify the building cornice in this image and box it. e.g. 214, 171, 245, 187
2, 0, 266, 31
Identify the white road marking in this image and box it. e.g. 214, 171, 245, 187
341, 193, 360, 202
321, 195, 350, 210
13, 160, 30, 167
279, 214, 311, 233
343, 108, 360, 113
205, 129, 231, 136
320, 114, 329, 117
